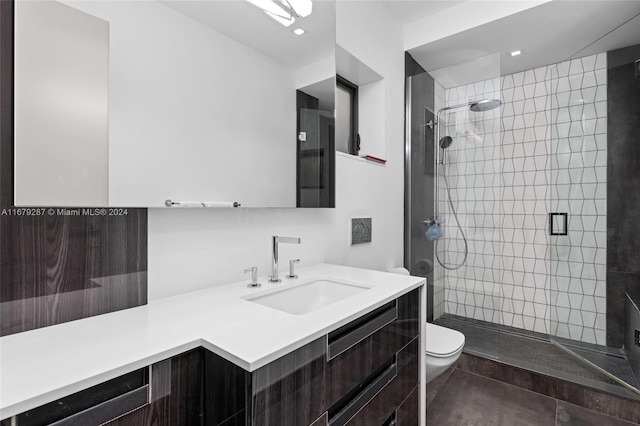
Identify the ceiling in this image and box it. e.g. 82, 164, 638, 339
401, 0, 640, 88
161, 0, 640, 89
380, 0, 463, 25
161, 0, 335, 71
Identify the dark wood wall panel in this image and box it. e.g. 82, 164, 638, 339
0, 0, 148, 337
606, 44, 640, 346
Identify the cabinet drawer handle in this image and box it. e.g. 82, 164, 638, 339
327, 359, 397, 426
327, 301, 397, 360
49, 385, 149, 426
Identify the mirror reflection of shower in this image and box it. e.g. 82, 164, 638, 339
425, 98, 502, 270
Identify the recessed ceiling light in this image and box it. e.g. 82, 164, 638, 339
510, 50, 522, 57
293, 28, 305, 36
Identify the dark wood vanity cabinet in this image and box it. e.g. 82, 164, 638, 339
2, 349, 204, 426
109, 349, 205, 426
341, 338, 419, 426
204, 349, 251, 425
321, 289, 420, 426
137, 287, 419, 426
248, 287, 420, 426
325, 289, 419, 410
249, 336, 326, 426
6, 288, 420, 426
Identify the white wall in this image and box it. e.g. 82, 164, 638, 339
145, 0, 553, 299
295, 55, 335, 90
148, 1, 405, 300
403, 1, 551, 51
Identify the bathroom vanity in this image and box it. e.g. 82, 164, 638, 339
0, 265, 424, 425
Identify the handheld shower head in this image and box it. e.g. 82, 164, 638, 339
439, 136, 453, 149
469, 99, 501, 112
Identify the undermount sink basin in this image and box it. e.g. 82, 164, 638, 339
243, 278, 372, 315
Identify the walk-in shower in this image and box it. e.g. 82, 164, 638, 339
406, 42, 640, 410
406, 3, 640, 421
424, 99, 501, 271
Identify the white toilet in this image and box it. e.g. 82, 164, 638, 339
426, 322, 465, 383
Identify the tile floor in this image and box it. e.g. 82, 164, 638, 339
435, 314, 639, 398
427, 368, 638, 426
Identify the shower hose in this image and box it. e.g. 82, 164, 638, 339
435, 149, 469, 270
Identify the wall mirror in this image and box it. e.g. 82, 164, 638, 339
14, 0, 336, 208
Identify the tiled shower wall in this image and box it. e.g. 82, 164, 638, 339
548, 55, 607, 345
436, 77, 503, 326
434, 53, 608, 345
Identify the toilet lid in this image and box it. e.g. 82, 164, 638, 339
426, 322, 465, 357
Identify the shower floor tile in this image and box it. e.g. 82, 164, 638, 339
558, 342, 640, 390
435, 314, 639, 399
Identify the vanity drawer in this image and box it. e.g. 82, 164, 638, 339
325, 288, 419, 409
328, 337, 419, 426
13, 368, 149, 426
395, 386, 419, 426
250, 337, 326, 426
2, 349, 205, 426
336, 339, 419, 426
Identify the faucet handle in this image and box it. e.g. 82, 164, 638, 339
286, 259, 300, 279
244, 267, 261, 288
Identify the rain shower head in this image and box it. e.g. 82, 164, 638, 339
437, 98, 502, 116
469, 99, 502, 112
439, 136, 453, 149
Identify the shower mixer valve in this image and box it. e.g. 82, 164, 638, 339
423, 217, 445, 226
424, 218, 444, 241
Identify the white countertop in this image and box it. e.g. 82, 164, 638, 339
0, 264, 424, 419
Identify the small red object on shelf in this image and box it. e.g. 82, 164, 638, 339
363, 155, 387, 164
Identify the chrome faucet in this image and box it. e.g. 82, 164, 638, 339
270, 236, 301, 282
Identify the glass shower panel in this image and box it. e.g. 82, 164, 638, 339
426, 55, 505, 361
548, 51, 640, 397
548, 54, 608, 347
406, 72, 437, 320
439, 81, 503, 327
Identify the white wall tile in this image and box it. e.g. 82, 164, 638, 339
439, 53, 605, 346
